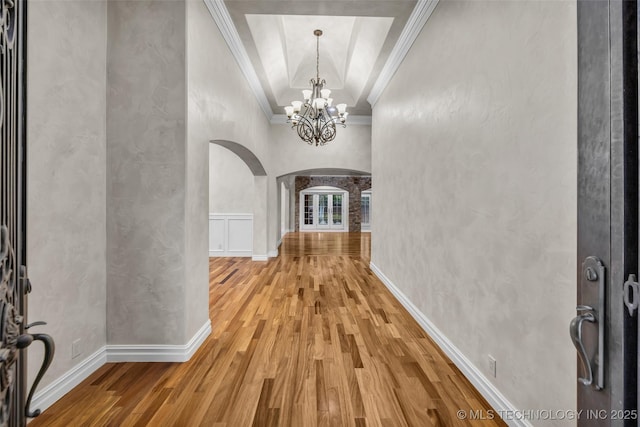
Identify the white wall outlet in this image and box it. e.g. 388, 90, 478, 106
488, 355, 497, 377
72, 339, 82, 359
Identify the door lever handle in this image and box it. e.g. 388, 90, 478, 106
624, 274, 639, 316
25, 321, 46, 329
17, 320, 55, 418
24, 332, 54, 417
570, 305, 596, 387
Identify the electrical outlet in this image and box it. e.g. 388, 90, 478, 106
72, 339, 82, 359
488, 355, 497, 377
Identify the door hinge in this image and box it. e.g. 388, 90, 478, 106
624, 274, 639, 316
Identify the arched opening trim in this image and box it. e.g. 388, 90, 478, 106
210, 139, 267, 176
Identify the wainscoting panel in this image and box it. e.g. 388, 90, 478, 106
209, 217, 225, 255
228, 218, 253, 252
209, 214, 252, 257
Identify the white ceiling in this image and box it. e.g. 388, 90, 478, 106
223, 0, 419, 116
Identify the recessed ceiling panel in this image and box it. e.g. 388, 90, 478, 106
247, 14, 392, 109
224, 0, 418, 116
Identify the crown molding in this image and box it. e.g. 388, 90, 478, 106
270, 114, 372, 126
204, 0, 274, 119
206, 0, 440, 117
367, 0, 440, 107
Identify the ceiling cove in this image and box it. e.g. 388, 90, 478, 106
204, 0, 440, 124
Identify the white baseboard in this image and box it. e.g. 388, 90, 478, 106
209, 250, 252, 258
369, 262, 532, 427
252, 250, 278, 261
31, 319, 212, 414
31, 345, 107, 415
300, 229, 349, 233
107, 319, 211, 363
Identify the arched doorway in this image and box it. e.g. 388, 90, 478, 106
209, 140, 269, 260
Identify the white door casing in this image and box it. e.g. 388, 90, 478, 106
300, 186, 349, 232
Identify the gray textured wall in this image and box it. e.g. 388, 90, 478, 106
371, 0, 577, 422
185, 0, 212, 339
107, 0, 190, 345
187, 0, 275, 258
269, 124, 372, 178
27, 1, 214, 393
27, 0, 107, 388
208, 144, 254, 214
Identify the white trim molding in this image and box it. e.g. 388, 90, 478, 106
253, 250, 278, 261
107, 320, 212, 363
299, 187, 350, 233
209, 213, 253, 257
31, 346, 107, 414
30, 320, 212, 415
204, 0, 273, 119
369, 262, 532, 427
367, 0, 440, 107
205, 0, 440, 118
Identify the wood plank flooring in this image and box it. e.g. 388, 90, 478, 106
30, 232, 505, 427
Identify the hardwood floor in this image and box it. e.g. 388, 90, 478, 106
30, 232, 505, 427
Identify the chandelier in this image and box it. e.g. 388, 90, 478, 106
284, 29, 348, 146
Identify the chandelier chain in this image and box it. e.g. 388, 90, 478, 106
316, 33, 320, 82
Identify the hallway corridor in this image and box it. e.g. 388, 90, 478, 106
31, 233, 503, 426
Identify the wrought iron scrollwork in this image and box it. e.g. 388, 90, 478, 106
0, 227, 54, 423
0, 227, 19, 425
294, 104, 339, 147
285, 30, 348, 147
0, 0, 55, 424
0, 0, 16, 53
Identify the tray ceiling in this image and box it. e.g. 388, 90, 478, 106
223, 1, 418, 116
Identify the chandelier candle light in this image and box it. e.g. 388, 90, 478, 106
284, 29, 348, 146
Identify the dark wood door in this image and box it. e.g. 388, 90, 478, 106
577, 1, 639, 426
